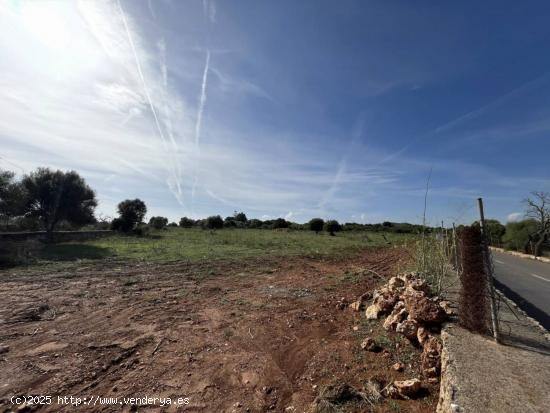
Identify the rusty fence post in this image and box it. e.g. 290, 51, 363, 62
477, 197, 500, 343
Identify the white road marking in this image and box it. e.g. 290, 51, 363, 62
530, 273, 550, 282
494, 259, 505, 264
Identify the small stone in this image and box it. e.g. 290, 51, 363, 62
360, 337, 379, 352
365, 304, 380, 320
392, 362, 404, 372
417, 327, 429, 346
388, 277, 405, 292
352, 325, 359, 331
349, 300, 362, 312
439, 300, 455, 316
393, 378, 422, 398
0, 344, 10, 354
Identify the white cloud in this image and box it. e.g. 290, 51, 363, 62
507, 212, 523, 222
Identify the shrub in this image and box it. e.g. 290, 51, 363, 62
272, 218, 289, 229
149, 216, 168, 230
167, 222, 178, 227
224, 216, 237, 228
325, 220, 342, 236
247, 219, 263, 229
205, 215, 224, 229
308, 218, 324, 233
179, 217, 194, 228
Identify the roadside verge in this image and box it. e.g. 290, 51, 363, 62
437, 272, 550, 412
490, 246, 550, 264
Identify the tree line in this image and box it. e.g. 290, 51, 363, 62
1, 167, 548, 255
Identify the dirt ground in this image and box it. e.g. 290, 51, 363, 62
0, 247, 438, 412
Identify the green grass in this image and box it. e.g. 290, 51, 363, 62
38, 227, 412, 264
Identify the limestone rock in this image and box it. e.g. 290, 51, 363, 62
372, 288, 399, 314
394, 378, 422, 398
396, 319, 419, 341
405, 296, 447, 324
388, 277, 405, 292
417, 326, 429, 346
365, 304, 380, 320
421, 336, 442, 378
383, 303, 407, 331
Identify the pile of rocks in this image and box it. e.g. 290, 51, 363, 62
350, 272, 453, 396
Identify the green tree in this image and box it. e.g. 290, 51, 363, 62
325, 219, 342, 236
233, 211, 248, 223
247, 219, 263, 229
149, 216, 168, 230
205, 215, 224, 229
484, 219, 506, 247
272, 218, 289, 229
0, 169, 27, 229
503, 219, 539, 253
308, 218, 324, 234
22, 168, 97, 239
113, 199, 147, 232
179, 217, 194, 228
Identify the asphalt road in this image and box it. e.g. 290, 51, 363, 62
492, 250, 550, 329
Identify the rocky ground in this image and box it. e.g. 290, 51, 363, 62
0, 248, 439, 412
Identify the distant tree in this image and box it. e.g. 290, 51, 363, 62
247, 219, 263, 229
167, 222, 178, 227
22, 168, 97, 239
149, 216, 168, 230
325, 220, 342, 236
233, 211, 248, 223
308, 218, 324, 234
224, 216, 237, 228
0, 169, 27, 229
272, 218, 289, 229
503, 219, 539, 253
113, 199, 147, 232
382, 221, 393, 228
524, 191, 550, 257
483, 219, 506, 247
179, 217, 194, 228
205, 215, 224, 229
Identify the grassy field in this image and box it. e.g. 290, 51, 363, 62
39, 227, 413, 264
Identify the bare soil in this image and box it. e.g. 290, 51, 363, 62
0, 247, 437, 412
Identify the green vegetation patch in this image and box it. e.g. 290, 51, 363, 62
39, 227, 411, 264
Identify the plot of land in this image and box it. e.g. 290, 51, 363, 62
0, 232, 437, 412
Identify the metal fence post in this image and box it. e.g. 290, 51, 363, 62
477, 197, 500, 343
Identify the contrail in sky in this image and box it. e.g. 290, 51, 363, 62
195, 50, 211, 147
191, 49, 211, 211
117, 0, 185, 206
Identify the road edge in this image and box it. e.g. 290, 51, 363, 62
490, 246, 550, 264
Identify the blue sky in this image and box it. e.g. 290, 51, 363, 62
1, 0, 549, 225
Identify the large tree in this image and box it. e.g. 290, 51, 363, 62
112, 199, 147, 232
22, 168, 97, 238
0, 169, 27, 229
524, 191, 550, 257
308, 218, 324, 234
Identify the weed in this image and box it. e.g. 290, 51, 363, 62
387, 399, 401, 412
